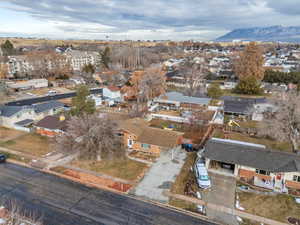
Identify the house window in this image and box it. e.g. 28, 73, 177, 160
141, 143, 150, 149
293, 175, 300, 183
256, 169, 270, 176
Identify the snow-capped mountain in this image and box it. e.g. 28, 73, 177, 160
216, 26, 300, 43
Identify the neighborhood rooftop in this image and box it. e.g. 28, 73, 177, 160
158, 92, 211, 105
0, 101, 65, 117
203, 138, 300, 173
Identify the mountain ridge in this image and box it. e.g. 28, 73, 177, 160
216, 25, 300, 43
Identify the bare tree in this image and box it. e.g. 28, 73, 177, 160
0, 80, 9, 104
234, 42, 265, 81
179, 60, 207, 97
54, 113, 125, 161
139, 64, 166, 101
0, 62, 8, 79
111, 45, 160, 70
1, 200, 43, 225
129, 65, 166, 116
259, 91, 300, 153
26, 51, 71, 79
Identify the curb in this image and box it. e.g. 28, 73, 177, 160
5, 160, 219, 224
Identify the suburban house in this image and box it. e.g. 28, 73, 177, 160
201, 138, 300, 194
222, 96, 268, 116
119, 118, 183, 156
154, 92, 211, 110
35, 115, 67, 137
103, 86, 123, 106
0, 101, 65, 129
6, 79, 48, 90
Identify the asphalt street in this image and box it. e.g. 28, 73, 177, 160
5, 88, 102, 106
0, 163, 216, 225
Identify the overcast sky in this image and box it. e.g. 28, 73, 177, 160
0, 0, 300, 41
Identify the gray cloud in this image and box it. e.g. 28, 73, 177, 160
2, 0, 300, 40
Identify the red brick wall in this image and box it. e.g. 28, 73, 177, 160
286, 180, 300, 190
36, 128, 58, 137
64, 169, 132, 192
239, 169, 255, 179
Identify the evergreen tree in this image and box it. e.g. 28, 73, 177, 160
1, 40, 14, 56
100, 46, 111, 69
233, 76, 263, 95
70, 85, 96, 116
207, 83, 223, 99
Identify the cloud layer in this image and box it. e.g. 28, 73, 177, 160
1, 0, 300, 40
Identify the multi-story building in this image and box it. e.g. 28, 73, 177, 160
64, 50, 99, 71
7, 55, 34, 77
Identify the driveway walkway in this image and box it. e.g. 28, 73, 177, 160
201, 172, 238, 225
131, 147, 186, 203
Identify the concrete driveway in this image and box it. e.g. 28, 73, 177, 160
201, 172, 238, 225
131, 147, 186, 203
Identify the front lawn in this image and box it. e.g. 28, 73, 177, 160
1, 133, 50, 156
0, 127, 26, 141
238, 192, 300, 223
70, 159, 148, 181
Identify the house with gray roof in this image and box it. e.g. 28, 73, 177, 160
201, 138, 300, 193
0, 101, 65, 129
154, 92, 211, 110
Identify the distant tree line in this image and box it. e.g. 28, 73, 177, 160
263, 70, 300, 84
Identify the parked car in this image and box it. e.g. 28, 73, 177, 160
194, 158, 211, 189
0, 154, 6, 163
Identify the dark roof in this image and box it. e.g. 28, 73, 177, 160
15, 119, 34, 126
223, 96, 267, 114
34, 101, 64, 113
35, 116, 67, 131
202, 138, 300, 173
0, 105, 23, 117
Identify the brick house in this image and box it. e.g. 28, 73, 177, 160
35, 115, 67, 137
119, 118, 183, 156
201, 138, 300, 194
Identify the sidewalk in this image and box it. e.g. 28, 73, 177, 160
166, 191, 289, 225
0, 146, 36, 159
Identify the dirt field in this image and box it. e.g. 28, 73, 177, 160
2, 133, 50, 157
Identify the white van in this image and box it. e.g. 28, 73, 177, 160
194, 158, 211, 189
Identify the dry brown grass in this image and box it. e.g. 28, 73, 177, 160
213, 129, 292, 152
170, 152, 197, 195
0, 127, 26, 141
71, 159, 148, 181
238, 192, 300, 223
2, 133, 50, 156
169, 198, 197, 211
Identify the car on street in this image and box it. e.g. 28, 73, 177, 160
194, 158, 211, 189
0, 154, 6, 163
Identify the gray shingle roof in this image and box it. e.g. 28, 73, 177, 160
202, 138, 300, 172
223, 96, 267, 115
0, 105, 23, 117
162, 92, 211, 105
0, 101, 64, 117
15, 119, 34, 126
33, 101, 64, 113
